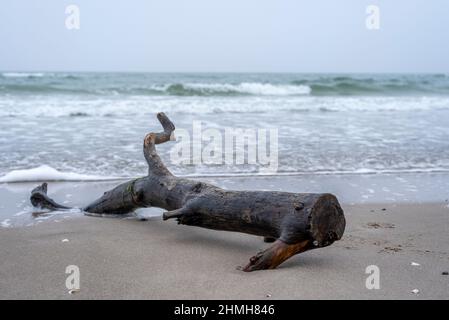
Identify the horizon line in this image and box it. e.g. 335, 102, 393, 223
1, 70, 448, 75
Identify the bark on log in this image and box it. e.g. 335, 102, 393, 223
30, 112, 346, 271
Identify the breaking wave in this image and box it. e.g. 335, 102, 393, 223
1, 72, 46, 78
1, 73, 449, 96
163, 82, 311, 96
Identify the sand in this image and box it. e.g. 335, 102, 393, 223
1, 201, 448, 299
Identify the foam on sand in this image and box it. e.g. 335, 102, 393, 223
1, 219, 11, 228
0, 165, 115, 183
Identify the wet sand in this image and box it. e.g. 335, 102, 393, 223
2, 172, 449, 227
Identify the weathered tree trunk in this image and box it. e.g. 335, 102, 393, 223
30, 113, 346, 271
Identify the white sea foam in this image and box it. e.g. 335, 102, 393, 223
0, 165, 116, 183
2, 72, 45, 78
1, 219, 12, 228
180, 82, 312, 96
1, 96, 448, 118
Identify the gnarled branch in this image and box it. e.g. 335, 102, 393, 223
30, 113, 346, 271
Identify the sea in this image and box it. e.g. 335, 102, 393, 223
1, 72, 449, 181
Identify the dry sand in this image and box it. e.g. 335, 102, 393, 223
1, 202, 448, 299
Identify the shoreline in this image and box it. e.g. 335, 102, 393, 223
2, 171, 449, 227
3, 167, 449, 182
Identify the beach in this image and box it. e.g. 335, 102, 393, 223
1, 175, 448, 299
1, 72, 449, 299
1, 0, 449, 302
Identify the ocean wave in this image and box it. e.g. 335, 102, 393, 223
0, 81, 312, 97
1, 95, 448, 118
0, 84, 96, 95
1, 73, 449, 97
1, 72, 46, 78
2, 80, 445, 97
163, 82, 312, 96
0, 72, 78, 79
0, 165, 118, 183
306, 81, 437, 96
291, 74, 449, 96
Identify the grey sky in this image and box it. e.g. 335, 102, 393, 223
0, 0, 448, 72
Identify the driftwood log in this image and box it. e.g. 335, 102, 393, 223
30, 113, 346, 271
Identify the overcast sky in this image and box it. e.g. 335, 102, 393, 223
0, 0, 448, 72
